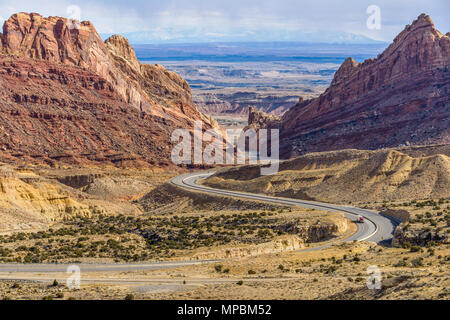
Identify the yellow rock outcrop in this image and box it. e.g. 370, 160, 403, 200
0, 166, 91, 232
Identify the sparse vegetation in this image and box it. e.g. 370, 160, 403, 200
0, 210, 302, 263
124, 294, 135, 300
0, 145, 447, 300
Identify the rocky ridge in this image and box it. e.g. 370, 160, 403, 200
278, 14, 449, 157
247, 106, 281, 130
204, 145, 450, 203
0, 12, 217, 167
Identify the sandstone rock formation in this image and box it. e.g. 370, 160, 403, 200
192, 235, 305, 260
392, 222, 448, 247
247, 106, 281, 130
0, 166, 92, 231
195, 92, 296, 116
279, 14, 449, 157
0, 12, 217, 167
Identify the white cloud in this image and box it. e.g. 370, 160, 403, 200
0, 0, 448, 42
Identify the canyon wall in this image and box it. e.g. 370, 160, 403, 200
278, 14, 449, 157
0, 12, 217, 167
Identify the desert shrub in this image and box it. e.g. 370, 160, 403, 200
325, 265, 338, 274
411, 257, 424, 267
394, 260, 407, 267
402, 242, 411, 249
11, 282, 21, 289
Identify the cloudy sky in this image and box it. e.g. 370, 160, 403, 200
0, 0, 448, 43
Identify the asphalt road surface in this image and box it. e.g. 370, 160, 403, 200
171, 171, 400, 249
0, 260, 217, 273
0, 170, 400, 278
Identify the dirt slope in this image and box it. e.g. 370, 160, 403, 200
204, 145, 450, 203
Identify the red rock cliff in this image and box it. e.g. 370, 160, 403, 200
280, 14, 449, 157
0, 12, 217, 167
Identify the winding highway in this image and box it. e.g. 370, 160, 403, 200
171, 171, 400, 247
0, 171, 400, 279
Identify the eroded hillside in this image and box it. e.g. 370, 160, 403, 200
0, 165, 175, 233
203, 145, 450, 203
278, 14, 449, 157
0, 13, 217, 167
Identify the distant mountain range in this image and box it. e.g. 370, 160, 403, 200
249, 14, 450, 157
100, 30, 385, 45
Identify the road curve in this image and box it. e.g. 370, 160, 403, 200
0, 171, 400, 278
171, 171, 400, 247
